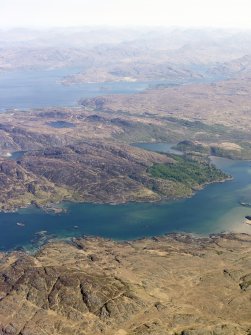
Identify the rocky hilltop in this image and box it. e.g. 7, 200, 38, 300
0, 233, 250, 335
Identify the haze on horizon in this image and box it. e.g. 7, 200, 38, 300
1, 0, 251, 30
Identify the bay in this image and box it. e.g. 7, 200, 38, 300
1, 144, 251, 251
0, 67, 149, 111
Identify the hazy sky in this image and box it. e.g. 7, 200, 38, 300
1, 0, 251, 29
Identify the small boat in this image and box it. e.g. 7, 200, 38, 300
239, 202, 251, 208
16, 222, 25, 227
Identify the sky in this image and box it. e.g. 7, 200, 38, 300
1, 0, 251, 29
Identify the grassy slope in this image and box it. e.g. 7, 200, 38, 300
148, 155, 228, 196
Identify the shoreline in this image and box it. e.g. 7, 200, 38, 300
2, 230, 251, 255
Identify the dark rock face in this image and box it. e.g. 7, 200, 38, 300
0, 125, 70, 151
85, 114, 107, 123
110, 118, 134, 128
20, 142, 160, 203
0, 158, 66, 211
38, 111, 71, 119
0, 244, 142, 335
80, 97, 109, 110
0, 233, 250, 335
3, 266, 138, 321
0, 141, 173, 210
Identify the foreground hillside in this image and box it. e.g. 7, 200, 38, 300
0, 233, 250, 335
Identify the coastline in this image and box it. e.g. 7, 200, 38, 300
0, 172, 232, 214
2, 229, 251, 255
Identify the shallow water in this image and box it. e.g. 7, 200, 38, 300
1, 144, 251, 251
135, 142, 183, 155
47, 121, 76, 128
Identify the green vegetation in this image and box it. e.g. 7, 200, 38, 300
115, 122, 176, 143
148, 155, 228, 188
164, 116, 230, 134
164, 116, 251, 145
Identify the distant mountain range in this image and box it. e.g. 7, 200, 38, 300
1, 28, 251, 83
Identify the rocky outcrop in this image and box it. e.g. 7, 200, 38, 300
0, 159, 69, 211
0, 233, 250, 334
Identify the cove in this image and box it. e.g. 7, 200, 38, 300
0, 143, 251, 251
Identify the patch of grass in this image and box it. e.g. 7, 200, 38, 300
148, 155, 228, 188
114, 122, 176, 143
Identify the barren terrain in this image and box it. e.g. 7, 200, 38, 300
0, 233, 250, 335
